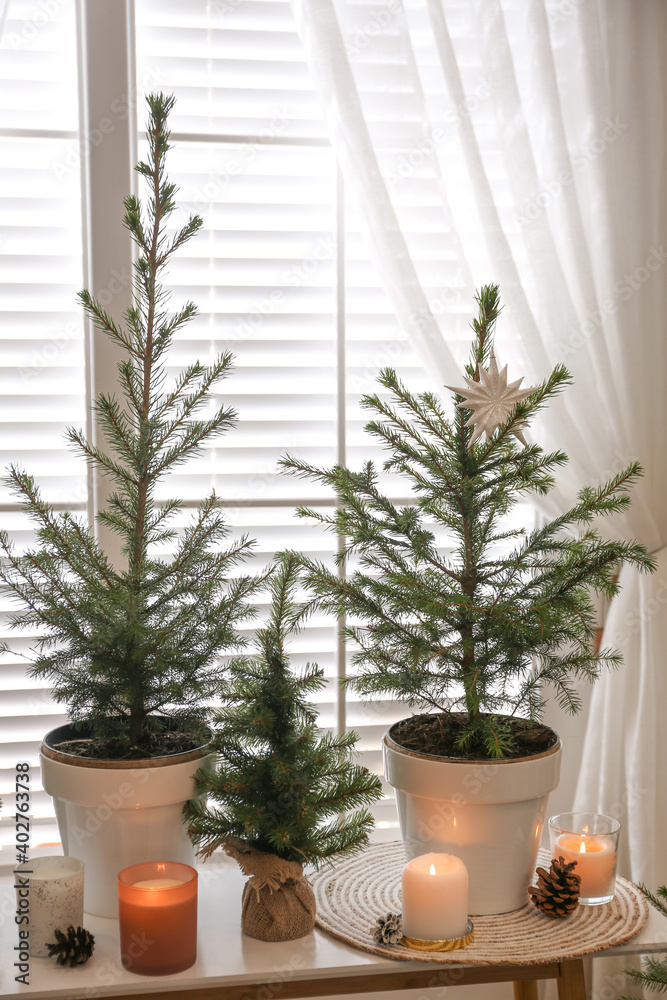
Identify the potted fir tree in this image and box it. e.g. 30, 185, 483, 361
185, 554, 383, 941
0, 94, 262, 916
281, 285, 654, 915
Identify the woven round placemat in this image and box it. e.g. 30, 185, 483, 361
312, 843, 648, 966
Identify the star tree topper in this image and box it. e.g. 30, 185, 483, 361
446, 350, 537, 448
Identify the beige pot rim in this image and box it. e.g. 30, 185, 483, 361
384, 721, 561, 766
41, 723, 210, 770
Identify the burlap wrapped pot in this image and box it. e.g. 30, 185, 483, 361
225, 841, 316, 942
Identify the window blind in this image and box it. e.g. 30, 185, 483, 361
0, 0, 85, 854
133, 0, 510, 835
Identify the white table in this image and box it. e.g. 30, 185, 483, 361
1, 864, 666, 1000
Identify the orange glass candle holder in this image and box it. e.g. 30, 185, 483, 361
118, 861, 198, 975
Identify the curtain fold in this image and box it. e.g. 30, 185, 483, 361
291, 0, 461, 382
292, 0, 667, 970
571, 0, 667, 889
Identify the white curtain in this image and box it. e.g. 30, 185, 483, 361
292, 0, 667, 993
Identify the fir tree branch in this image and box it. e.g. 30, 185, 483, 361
0, 93, 262, 750
185, 556, 382, 864
279, 285, 654, 752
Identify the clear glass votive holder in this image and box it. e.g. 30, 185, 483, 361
14, 856, 84, 957
118, 861, 198, 976
548, 812, 620, 905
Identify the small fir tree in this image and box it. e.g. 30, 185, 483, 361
0, 94, 262, 754
185, 553, 383, 864
281, 285, 654, 759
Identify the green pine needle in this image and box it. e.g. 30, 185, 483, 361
0, 93, 263, 751
280, 286, 654, 757
185, 553, 383, 865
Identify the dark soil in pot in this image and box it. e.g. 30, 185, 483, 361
389, 712, 558, 761
43, 718, 210, 762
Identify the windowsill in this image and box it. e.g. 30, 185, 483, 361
1, 859, 667, 1000
0, 861, 399, 999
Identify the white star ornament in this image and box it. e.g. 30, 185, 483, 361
446, 351, 537, 448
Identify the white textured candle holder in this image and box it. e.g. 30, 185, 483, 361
14, 856, 84, 957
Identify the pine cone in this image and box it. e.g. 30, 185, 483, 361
530, 856, 581, 918
46, 925, 95, 967
373, 912, 403, 945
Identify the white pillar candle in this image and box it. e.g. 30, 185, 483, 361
14, 856, 84, 958
402, 853, 469, 941
554, 834, 618, 899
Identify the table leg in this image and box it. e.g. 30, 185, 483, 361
557, 958, 587, 1000
513, 982, 538, 1000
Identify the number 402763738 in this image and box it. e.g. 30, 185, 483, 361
15, 761, 30, 863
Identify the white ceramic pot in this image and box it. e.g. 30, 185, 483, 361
383, 727, 562, 915
40, 725, 212, 918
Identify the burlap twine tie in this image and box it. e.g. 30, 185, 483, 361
224, 841, 316, 942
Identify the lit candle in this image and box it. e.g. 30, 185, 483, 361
554, 834, 618, 899
133, 879, 185, 889
118, 862, 197, 975
549, 813, 620, 905
402, 853, 469, 941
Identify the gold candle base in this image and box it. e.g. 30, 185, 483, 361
401, 920, 474, 952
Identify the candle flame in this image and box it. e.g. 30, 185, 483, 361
430, 863, 436, 876
582, 825, 589, 835
579, 840, 587, 853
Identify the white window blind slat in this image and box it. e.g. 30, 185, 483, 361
136, 0, 328, 139
0, 0, 84, 857
0, 0, 79, 133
